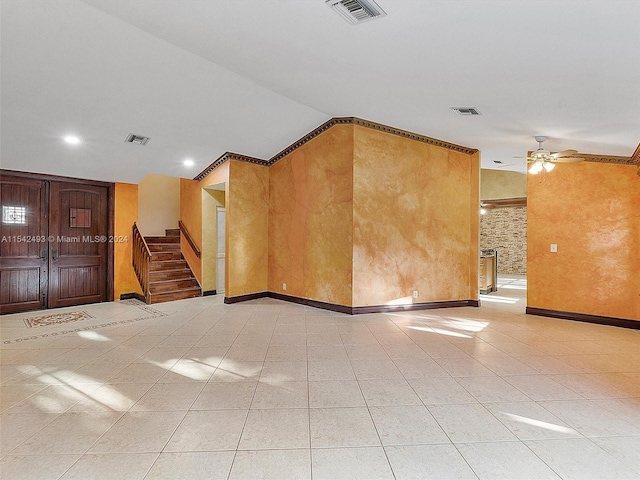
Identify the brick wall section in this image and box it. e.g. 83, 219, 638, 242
480, 206, 527, 274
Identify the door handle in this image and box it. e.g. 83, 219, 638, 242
39, 248, 48, 261
51, 248, 58, 261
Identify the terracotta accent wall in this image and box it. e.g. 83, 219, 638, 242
480, 207, 527, 275
227, 160, 269, 297
528, 163, 640, 321
179, 178, 203, 283
352, 126, 479, 307
114, 182, 141, 298
268, 125, 354, 306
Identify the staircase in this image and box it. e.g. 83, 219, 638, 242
145, 228, 201, 304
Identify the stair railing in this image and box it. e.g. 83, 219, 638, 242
132, 222, 152, 303
178, 220, 201, 258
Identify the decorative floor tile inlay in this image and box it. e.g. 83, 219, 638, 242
3, 300, 167, 345
24, 310, 94, 328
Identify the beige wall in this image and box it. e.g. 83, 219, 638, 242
138, 173, 180, 236
353, 126, 479, 306
268, 125, 354, 306
481, 169, 526, 200
528, 162, 640, 321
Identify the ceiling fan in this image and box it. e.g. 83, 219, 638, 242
526, 136, 585, 174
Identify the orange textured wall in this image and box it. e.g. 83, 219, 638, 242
528, 162, 640, 321
114, 182, 142, 298
352, 126, 479, 307
268, 125, 354, 306
227, 160, 269, 297
180, 178, 203, 283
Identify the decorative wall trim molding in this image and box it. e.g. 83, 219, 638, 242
581, 153, 635, 166
482, 197, 527, 209
223, 291, 479, 315
526, 307, 639, 330
194, 117, 477, 181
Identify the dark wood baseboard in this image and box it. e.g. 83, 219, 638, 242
224, 292, 269, 304
269, 292, 353, 314
526, 307, 640, 330
352, 299, 479, 315
202, 290, 217, 297
223, 291, 479, 315
120, 292, 147, 303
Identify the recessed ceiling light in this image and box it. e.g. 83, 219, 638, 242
63, 135, 82, 144
183, 159, 195, 167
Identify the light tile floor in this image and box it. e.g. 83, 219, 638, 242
1, 276, 639, 479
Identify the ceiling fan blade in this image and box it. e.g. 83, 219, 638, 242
551, 149, 578, 158
550, 157, 585, 163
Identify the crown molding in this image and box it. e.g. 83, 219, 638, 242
632, 143, 640, 176
194, 151, 267, 182
194, 117, 477, 181
581, 153, 634, 166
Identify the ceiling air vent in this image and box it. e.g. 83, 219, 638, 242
125, 133, 150, 145
450, 107, 482, 116
326, 0, 386, 25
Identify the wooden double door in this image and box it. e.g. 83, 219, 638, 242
0, 173, 113, 314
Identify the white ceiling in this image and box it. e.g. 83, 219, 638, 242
1, 0, 638, 183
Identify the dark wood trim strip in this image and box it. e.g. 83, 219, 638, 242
352, 299, 479, 315
120, 292, 147, 302
481, 197, 527, 209
178, 220, 201, 259
107, 183, 115, 301
526, 307, 639, 330
202, 290, 217, 297
268, 292, 353, 314
223, 291, 479, 315
194, 117, 477, 181
224, 291, 269, 304
0, 169, 113, 187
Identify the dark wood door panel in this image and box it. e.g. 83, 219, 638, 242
0, 267, 44, 313
0, 175, 47, 313
48, 182, 108, 308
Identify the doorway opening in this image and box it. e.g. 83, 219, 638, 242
202, 183, 226, 295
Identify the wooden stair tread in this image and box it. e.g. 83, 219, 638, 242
137, 231, 201, 304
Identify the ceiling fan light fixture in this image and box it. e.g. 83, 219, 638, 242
543, 161, 555, 172
528, 161, 544, 174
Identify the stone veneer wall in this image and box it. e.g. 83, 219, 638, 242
480, 206, 527, 275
